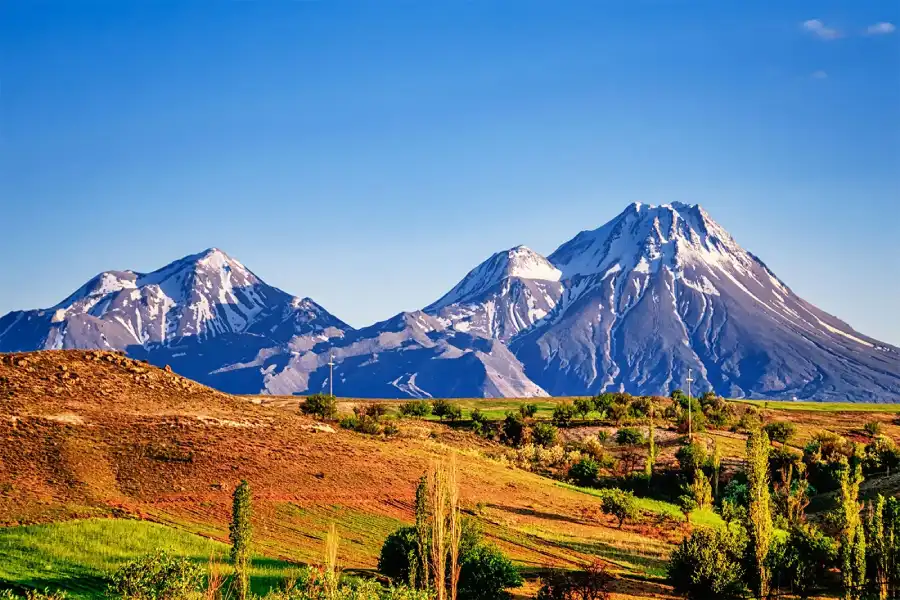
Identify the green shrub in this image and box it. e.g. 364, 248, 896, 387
502, 412, 527, 447
377, 526, 422, 586
445, 404, 463, 422
608, 403, 629, 426
458, 544, 523, 600
302, 393, 338, 420
615, 427, 644, 446
519, 403, 539, 419
864, 420, 883, 437
431, 399, 452, 420
378, 524, 520, 599
764, 421, 796, 445
568, 457, 600, 487
676, 442, 708, 474
667, 527, 747, 600
573, 398, 593, 420
596, 488, 638, 527
629, 396, 653, 418
108, 551, 204, 599
769, 524, 836, 599
592, 393, 615, 416
552, 402, 576, 427
353, 403, 388, 421
531, 423, 559, 448
864, 435, 900, 475
398, 400, 432, 418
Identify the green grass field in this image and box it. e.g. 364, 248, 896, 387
554, 482, 724, 528
0, 519, 298, 599
734, 399, 900, 413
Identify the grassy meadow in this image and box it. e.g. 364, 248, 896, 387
0, 519, 297, 599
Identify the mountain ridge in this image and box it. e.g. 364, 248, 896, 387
2, 205, 898, 401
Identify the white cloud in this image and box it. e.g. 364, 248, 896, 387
866, 22, 896, 35
802, 19, 842, 40
811, 70, 828, 79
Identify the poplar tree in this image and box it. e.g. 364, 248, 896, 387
711, 438, 721, 501
230, 480, 252, 600
746, 428, 773, 599
645, 404, 656, 478
869, 495, 888, 600
839, 447, 865, 600
414, 475, 431, 589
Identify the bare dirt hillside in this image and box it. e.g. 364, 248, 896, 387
0, 350, 680, 599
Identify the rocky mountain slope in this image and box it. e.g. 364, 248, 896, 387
1, 204, 898, 400
512, 202, 900, 401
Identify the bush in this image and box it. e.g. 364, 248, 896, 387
769, 524, 836, 599
552, 402, 577, 427
109, 551, 205, 600
431, 399, 452, 420
764, 421, 796, 445
592, 393, 615, 416
502, 412, 528, 447
531, 422, 559, 448
573, 398, 593, 420
667, 527, 747, 600
629, 396, 653, 418
458, 544, 523, 600
398, 400, 432, 418
302, 393, 338, 420
354, 403, 388, 421
378, 525, 520, 599
519, 403, 539, 419
377, 526, 423, 585
675, 442, 707, 474
864, 435, 900, 475
596, 488, 638, 527
536, 561, 613, 600
608, 403, 629, 426
569, 457, 600, 487
445, 404, 463, 422
339, 414, 383, 435
615, 427, 644, 446
864, 420, 883, 437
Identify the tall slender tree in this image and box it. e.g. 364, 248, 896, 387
711, 437, 721, 502
839, 446, 866, 600
230, 480, 252, 600
868, 496, 888, 600
746, 428, 773, 599
324, 522, 340, 598
645, 404, 656, 478
414, 475, 431, 589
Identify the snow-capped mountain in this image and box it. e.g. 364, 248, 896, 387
2, 206, 898, 401
511, 202, 900, 401
424, 246, 564, 342
0, 249, 350, 389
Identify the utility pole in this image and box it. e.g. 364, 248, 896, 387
686, 368, 694, 440
328, 350, 335, 397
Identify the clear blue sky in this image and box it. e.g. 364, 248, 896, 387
1, 1, 898, 344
